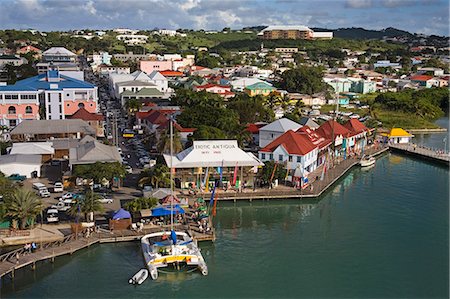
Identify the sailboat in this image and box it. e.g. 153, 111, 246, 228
141, 117, 208, 280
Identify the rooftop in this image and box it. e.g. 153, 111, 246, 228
260, 130, 316, 156
10, 119, 96, 136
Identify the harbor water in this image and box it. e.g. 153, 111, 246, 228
1, 153, 448, 298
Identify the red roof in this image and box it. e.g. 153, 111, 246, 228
144, 111, 167, 125
343, 119, 369, 134
67, 107, 104, 121
316, 120, 351, 140
17, 45, 41, 53
260, 130, 316, 156
410, 75, 433, 81
296, 126, 331, 150
246, 123, 265, 134
136, 111, 152, 119
194, 83, 231, 91
160, 70, 184, 77
158, 120, 196, 132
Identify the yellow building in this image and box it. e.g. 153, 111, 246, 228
244, 82, 276, 96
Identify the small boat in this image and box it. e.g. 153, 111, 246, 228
360, 155, 376, 167
129, 269, 149, 285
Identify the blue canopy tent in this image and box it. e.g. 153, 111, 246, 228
112, 208, 131, 220
151, 205, 185, 217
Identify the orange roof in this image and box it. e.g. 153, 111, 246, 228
260, 130, 316, 156
195, 83, 231, 90
67, 107, 104, 121
17, 45, 41, 53
160, 70, 184, 77
410, 75, 433, 81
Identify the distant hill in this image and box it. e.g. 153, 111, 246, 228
315, 27, 414, 40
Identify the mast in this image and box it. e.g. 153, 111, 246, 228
170, 115, 174, 230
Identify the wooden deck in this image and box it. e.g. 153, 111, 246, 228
0, 225, 215, 279
389, 143, 449, 166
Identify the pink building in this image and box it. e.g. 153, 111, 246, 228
140, 60, 173, 74
0, 70, 98, 127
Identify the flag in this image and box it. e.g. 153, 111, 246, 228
320, 156, 327, 181
209, 181, 217, 207
232, 163, 238, 186
212, 192, 219, 216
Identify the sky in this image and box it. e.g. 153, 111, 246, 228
1, 0, 448, 36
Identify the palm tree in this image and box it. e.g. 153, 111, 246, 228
157, 128, 183, 154
125, 98, 141, 115
124, 197, 158, 213
139, 164, 171, 188
69, 191, 103, 222
5, 189, 43, 230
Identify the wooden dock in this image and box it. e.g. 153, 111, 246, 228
0, 225, 215, 280
389, 143, 449, 166
189, 146, 390, 202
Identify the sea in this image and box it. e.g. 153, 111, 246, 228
1, 118, 449, 299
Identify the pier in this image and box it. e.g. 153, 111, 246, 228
0, 225, 214, 280
389, 143, 449, 166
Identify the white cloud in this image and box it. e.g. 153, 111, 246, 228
346, 0, 373, 8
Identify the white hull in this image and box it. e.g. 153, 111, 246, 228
141, 231, 208, 280
360, 157, 376, 167
129, 269, 149, 285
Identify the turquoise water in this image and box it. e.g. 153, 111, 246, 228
1, 153, 448, 298
414, 117, 449, 151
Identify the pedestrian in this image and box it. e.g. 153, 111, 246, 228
15, 252, 20, 264
31, 242, 37, 252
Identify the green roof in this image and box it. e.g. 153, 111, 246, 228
245, 82, 276, 91
135, 88, 164, 97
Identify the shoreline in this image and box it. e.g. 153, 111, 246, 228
406, 128, 447, 133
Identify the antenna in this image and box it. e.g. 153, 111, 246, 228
170, 115, 174, 230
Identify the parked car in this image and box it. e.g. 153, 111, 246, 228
125, 165, 133, 174
98, 195, 113, 204
61, 192, 74, 200
8, 174, 26, 181
53, 182, 64, 193
39, 189, 51, 198
46, 209, 59, 223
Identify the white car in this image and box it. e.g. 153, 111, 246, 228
125, 165, 133, 174
61, 192, 74, 200
53, 182, 64, 193
39, 189, 51, 198
98, 195, 113, 204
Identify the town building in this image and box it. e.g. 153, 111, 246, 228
324, 77, 376, 94
229, 78, 272, 92
163, 140, 263, 189
42, 47, 77, 63
10, 119, 95, 142
0, 70, 98, 127
0, 154, 42, 178
244, 82, 276, 96
9, 142, 55, 163
259, 118, 302, 148
69, 139, 122, 166
140, 60, 173, 73
67, 107, 105, 137
193, 84, 234, 98
116, 34, 149, 45
258, 26, 333, 40
382, 128, 413, 144
0, 55, 27, 68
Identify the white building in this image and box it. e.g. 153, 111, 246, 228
116, 34, 148, 45
0, 154, 42, 178
229, 78, 272, 92
109, 70, 168, 99
258, 118, 302, 148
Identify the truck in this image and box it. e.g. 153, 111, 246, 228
8, 174, 26, 181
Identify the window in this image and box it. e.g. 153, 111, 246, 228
67, 103, 70, 107
279, 154, 283, 161
297, 156, 301, 163
48, 105, 51, 113
25, 106, 33, 114
7, 106, 16, 114
59, 105, 62, 113
78, 103, 85, 108
288, 155, 293, 162
261, 153, 266, 160
9, 119, 17, 127
67, 93, 70, 97
269, 154, 273, 160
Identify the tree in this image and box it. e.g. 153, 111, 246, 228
69, 191, 103, 222
157, 128, 183, 154
124, 197, 158, 213
280, 66, 328, 95
73, 162, 126, 185
227, 94, 274, 124
5, 189, 43, 229
190, 125, 227, 140
259, 161, 287, 186
125, 98, 141, 114
139, 164, 171, 188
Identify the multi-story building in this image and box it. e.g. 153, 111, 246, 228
0, 55, 27, 68
258, 25, 333, 40
116, 34, 148, 45
0, 70, 98, 127
42, 47, 77, 63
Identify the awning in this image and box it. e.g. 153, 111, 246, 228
112, 208, 131, 220
151, 205, 185, 217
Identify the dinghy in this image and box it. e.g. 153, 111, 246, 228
129, 269, 149, 285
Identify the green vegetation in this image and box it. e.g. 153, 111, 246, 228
280, 66, 329, 95
259, 161, 287, 186
73, 162, 126, 185
69, 191, 103, 222
138, 164, 171, 188
124, 197, 158, 213
4, 189, 43, 229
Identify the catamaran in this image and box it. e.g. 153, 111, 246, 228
141, 117, 208, 280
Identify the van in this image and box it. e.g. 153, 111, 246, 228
46, 209, 59, 223
32, 182, 46, 190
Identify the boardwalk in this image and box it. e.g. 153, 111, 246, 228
389, 143, 449, 165
0, 224, 214, 279
191, 146, 389, 201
